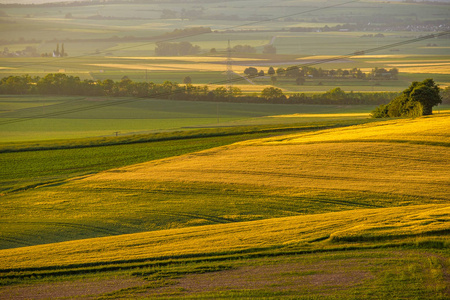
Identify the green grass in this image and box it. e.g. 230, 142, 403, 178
0, 95, 379, 142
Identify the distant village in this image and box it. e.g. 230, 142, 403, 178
0, 43, 67, 57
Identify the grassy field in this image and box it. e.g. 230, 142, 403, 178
0, 112, 449, 298
0, 205, 448, 299
0, 1, 449, 298
0, 95, 380, 142
1, 114, 448, 246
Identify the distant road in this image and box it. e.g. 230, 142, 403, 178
232, 71, 255, 85
268, 36, 277, 45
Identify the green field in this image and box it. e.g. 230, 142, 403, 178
0, 95, 381, 141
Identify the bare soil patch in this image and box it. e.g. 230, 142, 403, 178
0, 276, 148, 300
144, 259, 374, 297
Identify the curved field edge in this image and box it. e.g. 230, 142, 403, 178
0, 204, 448, 271
239, 112, 450, 146
2, 120, 358, 194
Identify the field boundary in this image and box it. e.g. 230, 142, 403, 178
0, 122, 367, 153
1, 240, 447, 281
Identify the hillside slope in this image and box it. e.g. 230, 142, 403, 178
0, 114, 449, 299
85, 113, 449, 200
1, 204, 448, 270
1, 114, 449, 249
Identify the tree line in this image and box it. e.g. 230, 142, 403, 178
245, 66, 399, 80
0, 73, 403, 105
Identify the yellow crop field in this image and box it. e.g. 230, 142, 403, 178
247, 112, 450, 145
389, 62, 450, 67
83, 114, 450, 200
87, 63, 252, 72
1, 114, 448, 299
0, 204, 447, 270
272, 113, 370, 118
107, 56, 267, 62
300, 55, 409, 60
396, 65, 450, 74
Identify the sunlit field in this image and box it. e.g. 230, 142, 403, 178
0, 95, 379, 142
1, 114, 448, 250
1, 204, 448, 270
0, 0, 449, 298
0, 107, 449, 300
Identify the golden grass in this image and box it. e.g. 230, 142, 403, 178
106, 56, 267, 62
299, 55, 409, 60
388, 62, 450, 67
86, 63, 252, 72
0, 204, 447, 270
359, 55, 412, 59
82, 114, 450, 200
271, 113, 370, 118
395, 65, 450, 74
247, 113, 450, 145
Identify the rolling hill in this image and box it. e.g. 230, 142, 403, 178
0, 113, 449, 299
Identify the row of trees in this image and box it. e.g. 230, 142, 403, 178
244, 66, 399, 80
154, 41, 200, 56
0, 73, 401, 105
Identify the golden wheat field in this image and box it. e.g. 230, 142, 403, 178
0, 204, 447, 270
106, 56, 267, 62
0, 113, 449, 299
83, 114, 450, 200
88, 62, 256, 73
393, 65, 450, 74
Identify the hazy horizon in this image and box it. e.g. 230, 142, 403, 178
2, 0, 450, 5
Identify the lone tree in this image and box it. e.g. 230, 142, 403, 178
408, 79, 441, 115
271, 76, 277, 85
371, 78, 442, 118
261, 87, 284, 100
183, 76, 192, 84
244, 67, 258, 77
263, 44, 276, 54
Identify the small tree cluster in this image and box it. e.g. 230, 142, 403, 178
232, 45, 256, 53
263, 45, 276, 54
155, 42, 200, 56
261, 87, 285, 100
371, 79, 442, 118
440, 86, 450, 104
41, 43, 67, 57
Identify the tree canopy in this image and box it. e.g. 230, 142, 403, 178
371, 79, 442, 118
0, 73, 399, 105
